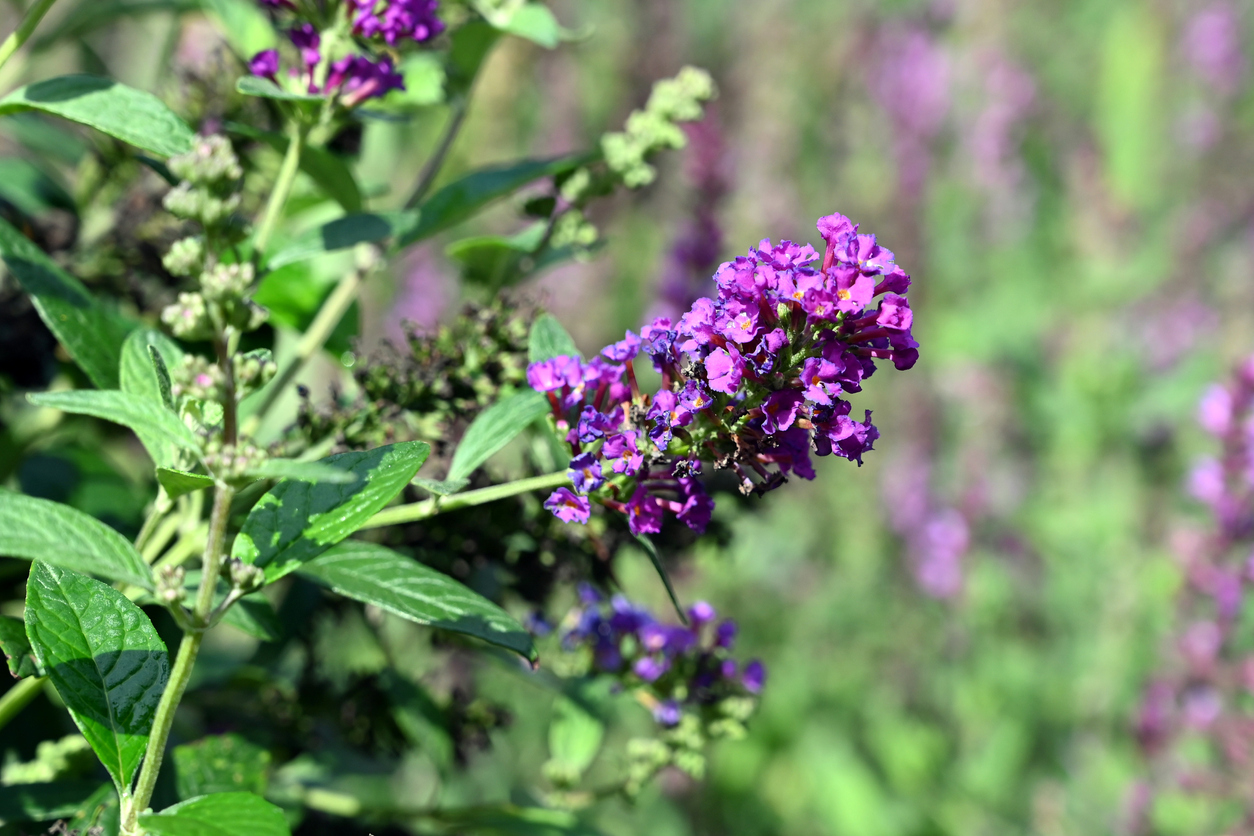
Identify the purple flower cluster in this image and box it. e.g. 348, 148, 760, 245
563, 587, 764, 727
348, 0, 444, 45
249, 1, 424, 105
531, 211, 918, 533
1131, 358, 1254, 827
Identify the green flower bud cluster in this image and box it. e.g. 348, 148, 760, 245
171, 355, 225, 402
601, 66, 716, 188
225, 557, 266, 593
162, 291, 214, 341
163, 136, 244, 228
204, 439, 266, 484
155, 565, 187, 607
163, 236, 207, 277
0, 735, 95, 785
236, 348, 277, 399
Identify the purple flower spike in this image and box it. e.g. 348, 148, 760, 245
544, 488, 591, 524
249, 49, 280, 80
742, 659, 767, 694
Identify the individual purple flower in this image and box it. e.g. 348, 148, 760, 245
677, 477, 715, 532
527, 355, 583, 392
544, 488, 590, 524
326, 54, 405, 106
1182, 2, 1247, 97
761, 390, 804, 434
602, 330, 641, 362
624, 486, 664, 535
249, 49, 279, 80
602, 431, 644, 475
634, 656, 670, 682
817, 212, 856, 251
742, 660, 766, 694
1199, 384, 1234, 436
705, 345, 744, 394
688, 601, 716, 625
568, 453, 604, 494
876, 294, 913, 331
715, 620, 737, 649
288, 23, 321, 71
653, 699, 682, 727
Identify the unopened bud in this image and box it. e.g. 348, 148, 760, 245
163, 237, 206, 277
168, 135, 244, 186
199, 262, 255, 303
171, 355, 224, 402
226, 558, 266, 593
155, 565, 187, 606
236, 349, 277, 397
161, 292, 214, 341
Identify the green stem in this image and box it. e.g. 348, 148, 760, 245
360, 471, 572, 531
253, 122, 306, 258
242, 258, 368, 435
0, 676, 45, 732
0, 0, 58, 74
153, 521, 209, 572
404, 96, 469, 209
120, 632, 201, 834
140, 511, 183, 564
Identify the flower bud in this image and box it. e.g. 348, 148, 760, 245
205, 441, 266, 484
171, 355, 224, 402
155, 565, 187, 606
161, 292, 215, 341
162, 237, 206, 278
199, 263, 255, 303
168, 135, 244, 187
236, 349, 277, 398
226, 558, 266, 593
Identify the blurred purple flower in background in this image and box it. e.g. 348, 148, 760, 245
883, 446, 970, 601
869, 26, 951, 199
967, 52, 1036, 233
386, 248, 452, 342
1182, 2, 1247, 96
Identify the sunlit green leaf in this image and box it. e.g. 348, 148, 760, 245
528, 314, 580, 364
447, 390, 550, 483
29, 390, 201, 456
139, 792, 290, 836
173, 735, 271, 800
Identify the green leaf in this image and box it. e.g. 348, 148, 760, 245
173, 735, 271, 800
120, 329, 184, 468
412, 477, 470, 497
0, 615, 39, 678
528, 313, 580, 364
297, 541, 536, 661
201, 0, 276, 58
235, 76, 321, 102
157, 468, 215, 499
0, 157, 76, 218
0, 216, 134, 389
29, 389, 201, 456
474, 1, 573, 49
31, 0, 202, 49
0, 781, 109, 823
395, 154, 589, 248
139, 792, 290, 836
24, 563, 170, 795
0, 490, 152, 588
219, 593, 280, 642
431, 804, 601, 836
233, 441, 430, 582
0, 75, 195, 158
266, 212, 401, 269
246, 459, 357, 484
633, 534, 687, 624
547, 696, 604, 783
446, 21, 501, 98
447, 390, 550, 483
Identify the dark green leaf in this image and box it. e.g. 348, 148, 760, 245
0, 216, 134, 389
380, 670, 454, 770
634, 534, 687, 624
0, 112, 90, 165
156, 468, 215, 499
219, 593, 280, 642
446, 21, 501, 98
430, 804, 602, 836
0, 75, 195, 157
139, 792, 290, 836
120, 329, 184, 468
0, 781, 109, 823
395, 154, 590, 248
246, 459, 357, 484
0, 157, 76, 218
25, 563, 169, 795
173, 735, 271, 800
0, 490, 152, 588
528, 314, 580, 364
412, 477, 469, 497
29, 390, 201, 456
201, 0, 276, 58
447, 390, 550, 483
235, 76, 321, 102
266, 212, 401, 268
232, 441, 430, 582
0, 615, 39, 678
297, 541, 536, 661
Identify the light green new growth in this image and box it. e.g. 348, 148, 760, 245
601, 66, 717, 188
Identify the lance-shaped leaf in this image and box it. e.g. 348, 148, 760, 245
24, 563, 170, 795
395, 154, 591, 248
235, 76, 321, 102
0, 615, 39, 678
447, 390, 550, 484
120, 329, 184, 468
0, 217, 134, 389
245, 459, 357, 484
0, 75, 195, 158
298, 541, 536, 661
29, 390, 201, 456
138, 792, 290, 836
156, 468, 215, 499
634, 534, 687, 624
233, 441, 430, 582
266, 212, 402, 268
0, 490, 152, 588
528, 313, 580, 364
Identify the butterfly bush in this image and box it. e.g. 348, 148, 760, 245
249, 0, 444, 105
529, 212, 918, 534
